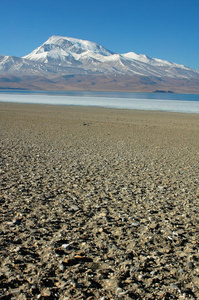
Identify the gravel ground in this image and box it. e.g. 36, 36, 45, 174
0, 103, 199, 299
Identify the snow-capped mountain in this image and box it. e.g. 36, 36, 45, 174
21, 35, 199, 79
1, 35, 199, 92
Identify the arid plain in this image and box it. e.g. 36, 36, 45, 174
0, 103, 199, 299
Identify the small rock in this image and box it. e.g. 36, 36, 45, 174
59, 263, 65, 271
131, 222, 140, 227
41, 288, 51, 297
69, 205, 79, 211
61, 243, 70, 250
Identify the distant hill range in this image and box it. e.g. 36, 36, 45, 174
0, 35, 199, 93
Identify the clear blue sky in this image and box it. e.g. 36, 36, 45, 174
0, 0, 199, 70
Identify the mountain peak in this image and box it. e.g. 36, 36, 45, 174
23, 35, 114, 64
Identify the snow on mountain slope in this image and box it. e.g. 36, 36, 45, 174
0, 55, 86, 77
122, 52, 190, 69
23, 35, 114, 66
47, 35, 114, 56
21, 35, 199, 79
0, 55, 44, 75
1, 35, 199, 81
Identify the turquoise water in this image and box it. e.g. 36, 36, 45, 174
0, 91, 199, 113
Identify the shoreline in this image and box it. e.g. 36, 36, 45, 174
1, 101, 199, 115
1, 91, 199, 114
1, 103, 199, 299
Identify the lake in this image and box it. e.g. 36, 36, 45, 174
0, 90, 199, 113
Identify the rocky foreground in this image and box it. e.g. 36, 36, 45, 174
0, 103, 199, 299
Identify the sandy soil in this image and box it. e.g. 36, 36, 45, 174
0, 103, 199, 299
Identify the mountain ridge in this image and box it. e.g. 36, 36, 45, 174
0, 35, 199, 93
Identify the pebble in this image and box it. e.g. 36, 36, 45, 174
61, 243, 70, 250
131, 222, 140, 227
0, 104, 198, 299
69, 205, 79, 211
41, 288, 51, 297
